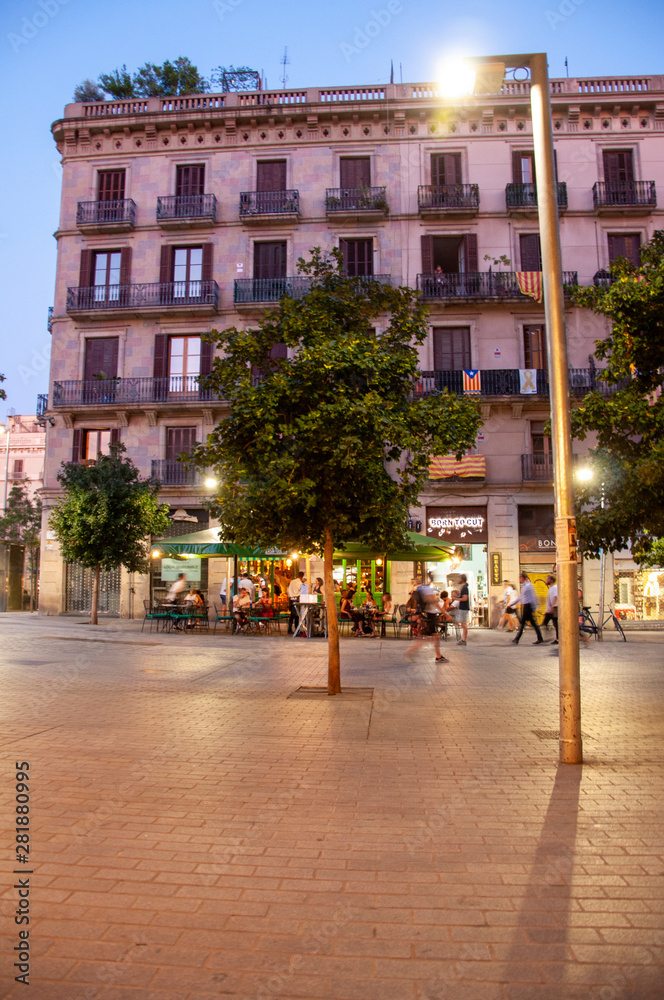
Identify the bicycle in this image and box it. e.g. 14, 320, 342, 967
579, 605, 627, 642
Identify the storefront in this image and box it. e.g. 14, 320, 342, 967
426, 505, 489, 626
517, 504, 558, 611
614, 560, 664, 621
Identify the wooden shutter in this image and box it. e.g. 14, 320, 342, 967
512, 151, 535, 184
78, 249, 93, 287
608, 233, 640, 266
159, 245, 173, 284
153, 334, 168, 379
110, 428, 120, 446
256, 160, 287, 192
119, 247, 132, 285
603, 150, 634, 184
166, 427, 197, 459
176, 165, 204, 197
421, 235, 434, 274
254, 242, 286, 279
199, 336, 214, 375
432, 153, 462, 185
98, 170, 125, 201
520, 233, 542, 271
340, 157, 371, 188
524, 325, 547, 369
340, 239, 372, 277
72, 428, 82, 463
463, 234, 478, 273
433, 328, 471, 371
84, 338, 119, 379
201, 243, 213, 282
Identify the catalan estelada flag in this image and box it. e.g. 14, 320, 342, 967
516, 271, 544, 304
463, 370, 481, 393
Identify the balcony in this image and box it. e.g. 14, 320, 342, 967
156, 194, 217, 228
52, 377, 222, 408
417, 271, 578, 301
151, 459, 200, 486
418, 184, 480, 216
325, 187, 388, 219
66, 281, 219, 318
414, 368, 618, 399
37, 394, 48, 418
76, 199, 136, 232
521, 454, 553, 481
505, 183, 568, 213
234, 274, 391, 304
592, 180, 656, 213
593, 269, 613, 287
239, 190, 300, 223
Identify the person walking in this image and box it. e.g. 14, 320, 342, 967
166, 572, 187, 603
405, 583, 449, 662
457, 574, 470, 645
496, 580, 518, 631
508, 572, 544, 645
287, 571, 306, 634
543, 574, 559, 643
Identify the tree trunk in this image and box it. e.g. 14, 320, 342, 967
90, 563, 100, 625
323, 526, 341, 695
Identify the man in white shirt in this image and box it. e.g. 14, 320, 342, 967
166, 573, 187, 603
238, 574, 255, 602
507, 572, 544, 645
287, 572, 306, 634
543, 574, 558, 643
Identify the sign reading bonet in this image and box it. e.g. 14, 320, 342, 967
426, 506, 488, 544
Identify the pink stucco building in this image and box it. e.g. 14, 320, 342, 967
40, 73, 664, 620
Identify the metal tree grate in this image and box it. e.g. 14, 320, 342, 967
532, 729, 591, 740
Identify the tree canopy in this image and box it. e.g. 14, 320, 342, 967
50, 443, 170, 623
0, 483, 41, 610
74, 58, 209, 101
194, 249, 482, 690
571, 230, 664, 564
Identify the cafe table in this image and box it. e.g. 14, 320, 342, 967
293, 600, 327, 638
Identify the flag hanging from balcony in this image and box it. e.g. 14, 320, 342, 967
429, 455, 486, 480
519, 369, 538, 394
516, 271, 544, 304
463, 370, 481, 393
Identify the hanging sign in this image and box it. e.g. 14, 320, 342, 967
490, 552, 502, 586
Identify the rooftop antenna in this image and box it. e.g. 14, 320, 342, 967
280, 47, 290, 89
564, 56, 569, 77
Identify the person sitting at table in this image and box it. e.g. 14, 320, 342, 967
256, 587, 274, 617
312, 577, 324, 597
184, 587, 203, 608
340, 589, 364, 636
233, 587, 252, 630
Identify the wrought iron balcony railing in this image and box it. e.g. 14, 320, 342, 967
52, 377, 222, 407
234, 274, 391, 303
506, 182, 568, 209
239, 190, 300, 215
414, 368, 620, 399
76, 199, 136, 226
592, 180, 656, 209
521, 453, 554, 481
325, 187, 388, 212
151, 459, 200, 486
156, 193, 217, 222
593, 269, 614, 287
418, 184, 480, 211
417, 271, 578, 300
37, 394, 48, 418
66, 281, 219, 313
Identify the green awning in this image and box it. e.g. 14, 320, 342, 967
335, 531, 454, 562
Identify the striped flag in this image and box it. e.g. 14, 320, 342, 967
516, 271, 544, 304
463, 370, 481, 393
429, 455, 486, 479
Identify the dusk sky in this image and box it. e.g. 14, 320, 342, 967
1, 0, 663, 416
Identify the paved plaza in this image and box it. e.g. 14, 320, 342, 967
1, 615, 663, 999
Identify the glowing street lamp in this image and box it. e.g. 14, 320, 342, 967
439, 54, 582, 764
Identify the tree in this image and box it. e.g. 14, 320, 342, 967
98, 65, 135, 99
0, 483, 41, 611
194, 249, 482, 693
571, 230, 664, 563
74, 59, 208, 102
74, 79, 106, 102
211, 66, 261, 92
50, 444, 170, 624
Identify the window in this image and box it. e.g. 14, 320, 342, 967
72, 428, 119, 463
608, 233, 641, 267
97, 170, 125, 202
530, 422, 552, 474
168, 336, 201, 392
11, 459, 24, 480
340, 239, 373, 277
176, 165, 204, 197
84, 337, 119, 380
340, 157, 371, 189
421, 235, 478, 274
519, 233, 542, 271
431, 153, 462, 186
172, 246, 202, 298
253, 242, 287, 279
166, 427, 197, 460
93, 251, 122, 302
603, 149, 635, 186
513, 151, 536, 185
523, 325, 547, 370
433, 327, 471, 371
256, 160, 287, 191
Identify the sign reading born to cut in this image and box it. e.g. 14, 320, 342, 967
426, 506, 488, 544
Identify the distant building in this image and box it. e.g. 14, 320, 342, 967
0, 415, 45, 611
40, 72, 664, 620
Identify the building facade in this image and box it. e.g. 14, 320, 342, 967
40, 73, 664, 619
0, 415, 45, 611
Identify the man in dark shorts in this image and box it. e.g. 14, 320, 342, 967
457, 574, 470, 645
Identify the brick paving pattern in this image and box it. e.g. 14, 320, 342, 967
1, 616, 663, 999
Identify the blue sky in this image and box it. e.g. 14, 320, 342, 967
0, 0, 662, 416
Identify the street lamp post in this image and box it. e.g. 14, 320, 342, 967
446, 53, 582, 763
